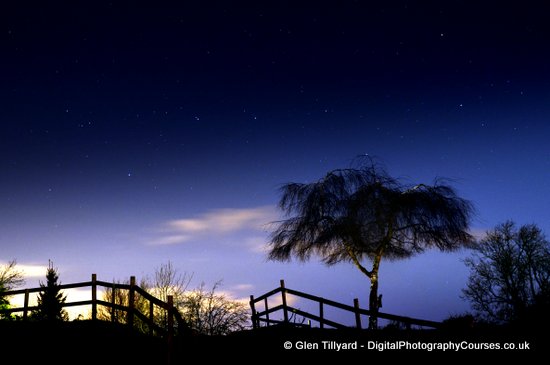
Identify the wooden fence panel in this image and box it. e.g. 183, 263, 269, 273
250, 280, 442, 330
0, 273, 185, 338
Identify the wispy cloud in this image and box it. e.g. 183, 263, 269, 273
231, 283, 254, 292
167, 206, 277, 235
0, 262, 47, 279
214, 290, 252, 305
149, 234, 192, 245
18, 264, 48, 278
149, 205, 278, 246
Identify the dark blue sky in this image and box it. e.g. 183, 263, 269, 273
2, 1, 550, 322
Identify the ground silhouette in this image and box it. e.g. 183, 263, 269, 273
0, 320, 543, 363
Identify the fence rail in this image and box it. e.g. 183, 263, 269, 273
0, 273, 187, 339
249, 280, 441, 330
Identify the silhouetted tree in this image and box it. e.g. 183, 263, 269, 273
463, 221, 550, 325
33, 261, 68, 322
181, 281, 249, 335
0, 260, 25, 291
268, 158, 474, 328
0, 260, 25, 320
99, 263, 193, 333
151, 261, 193, 306
149, 261, 193, 327
99, 266, 246, 335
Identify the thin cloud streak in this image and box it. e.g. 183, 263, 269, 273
0, 263, 48, 279
149, 235, 192, 245
149, 205, 278, 246
231, 283, 254, 291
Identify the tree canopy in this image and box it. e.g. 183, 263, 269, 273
463, 221, 550, 325
268, 159, 474, 328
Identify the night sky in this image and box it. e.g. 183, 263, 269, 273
2, 1, 550, 323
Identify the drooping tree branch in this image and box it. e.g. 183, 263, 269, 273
268, 157, 475, 328
344, 245, 372, 278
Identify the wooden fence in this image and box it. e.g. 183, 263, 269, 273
249, 280, 441, 330
0, 273, 187, 339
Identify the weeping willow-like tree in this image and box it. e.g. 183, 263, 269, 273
268, 158, 475, 329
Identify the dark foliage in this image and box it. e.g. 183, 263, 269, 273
33, 262, 68, 322
269, 160, 474, 263
268, 157, 474, 328
463, 221, 550, 325
0, 260, 24, 320
0, 282, 9, 320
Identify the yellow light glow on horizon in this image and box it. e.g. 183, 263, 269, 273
7, 287, 99, 320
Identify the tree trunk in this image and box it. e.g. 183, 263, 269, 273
345, 245, 382, 329
368, 274, 379, 329
368, 252, 383, 329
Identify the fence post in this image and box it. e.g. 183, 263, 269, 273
280, 279, 289, 324
128, 276, 135, 329
91, 274, 97, 321
23, 289, 29, 321
111, 282, 116, 322
264, 297, 270, 327
149, 300, 154, 336
353, 298, 362, 329
167, 295, 174, 365
249, 295, 257, 329
319, 300, 324, 329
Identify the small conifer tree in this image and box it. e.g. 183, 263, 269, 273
34, 261, 68, 321
0, 282, 11, 320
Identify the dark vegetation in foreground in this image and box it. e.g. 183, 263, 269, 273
0, 319, 545, 363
